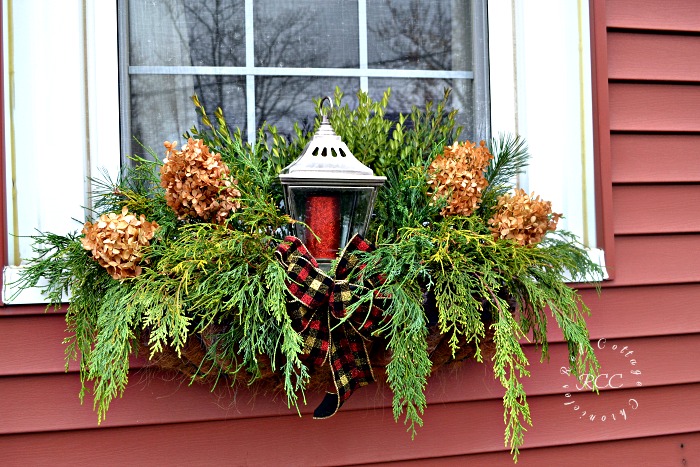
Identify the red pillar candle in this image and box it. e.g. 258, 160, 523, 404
305, 194, 341, 260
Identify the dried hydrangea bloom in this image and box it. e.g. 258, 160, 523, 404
488, 188, 561, 246
81, 206, 159, 280
427, 140, 493, 217
160, 138, 242, 224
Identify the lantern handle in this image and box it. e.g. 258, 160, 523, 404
320, 96, 333, 123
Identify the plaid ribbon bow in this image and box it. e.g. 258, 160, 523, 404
275, 234, 388, 419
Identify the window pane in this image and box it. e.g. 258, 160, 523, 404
368, 78, 475, 138
254, 0, 360, 68
121, 0, 484, 149
367, 0, 472, 71
129, 74, 246, 157
256, 77, 359, 136
129, 0, 245, 67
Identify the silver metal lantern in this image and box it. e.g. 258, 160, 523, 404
279, 97, 386, 267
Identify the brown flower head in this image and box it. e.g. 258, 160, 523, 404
160, 138, 242, 224
81, 207, 159, 280
488, 189, 561, 246
427, 140, 493, 216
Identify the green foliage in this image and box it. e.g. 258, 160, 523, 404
480, 134, 530, 216
88, 280, 142, 422
16, 88, 601, 462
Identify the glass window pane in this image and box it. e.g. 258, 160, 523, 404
368, 78, 474, 138
121, 0, 484, 149
129, 0, 245, 67
367, 0, 472, 71
256, 77, 359, 136
254, 0, 360, 68
129, 74, 246, 157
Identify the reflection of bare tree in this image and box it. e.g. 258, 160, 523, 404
369, 2, 455, 71
182, 0, 246, 132
252, 5, 328, 135
129, 0, 474, 145
181, 1, 335, 139
367, 0, 473, 131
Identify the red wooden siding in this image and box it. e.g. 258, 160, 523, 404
1, 383, 699, 466
607, 0, 700, 32
4, 285, 700, 380
613, 185, 700, 234
369, 433, 700, 466
611, 134, 700, 184
3, 0, 700, 465
3, 333, 700, 436
609, 83, 700, 132
599, 0, 700, 465
608, 33, 700, 82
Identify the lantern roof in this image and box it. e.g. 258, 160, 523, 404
279, 98, 386, 186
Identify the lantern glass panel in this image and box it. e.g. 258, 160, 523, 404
287, 186, 375, 261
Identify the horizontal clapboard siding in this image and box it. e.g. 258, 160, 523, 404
611, 235, 700, 286
4, 285, 700, 379
608, 32, 700, 81
601, 0, 700, 465
611, 134, 700, 184
609, 83, 700, 132
612, 185, 700, 234
366, 432, 700, 466
2, 383, 699, 466
607, 0, 700, 32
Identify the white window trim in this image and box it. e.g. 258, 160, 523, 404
3, 0, 120, 304
488, 0, 607, 281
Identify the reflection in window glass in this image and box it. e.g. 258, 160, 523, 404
128, 0, 245, 67
367, 1, 472, 71
129, 75, 245, 157
256, 77, 359, 135
121, 0, 482, 157
254, 0, 360, 69
369, 78, 474, 138
183, 0, 246, 67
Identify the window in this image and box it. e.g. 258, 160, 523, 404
119, 0, 490, 158
2, 0, 605, 304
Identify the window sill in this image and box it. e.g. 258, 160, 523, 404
2, 266, 69, 305
2, 247, 608, 306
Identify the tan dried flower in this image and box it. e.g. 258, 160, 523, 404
81, 207, 159, 280
427, 140, 493, 217
488, 189, 561, 246
160, 138, 242, 224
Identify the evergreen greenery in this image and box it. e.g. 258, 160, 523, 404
15, 88, 600, 462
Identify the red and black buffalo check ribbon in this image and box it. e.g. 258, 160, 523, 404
275, 234, 388, 418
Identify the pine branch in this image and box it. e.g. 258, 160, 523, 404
480, 134, 530, 215
485, 134, 530, 190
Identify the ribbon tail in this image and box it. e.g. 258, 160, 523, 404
313, 393, 340, 419
313, 320, 374, 419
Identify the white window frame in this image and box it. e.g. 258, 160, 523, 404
2, 0, 604, 305
2, 0, 120, 304
488, 0, 607, 280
